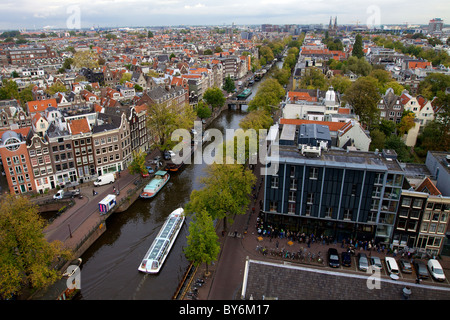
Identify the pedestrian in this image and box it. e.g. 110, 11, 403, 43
92, 189, 96, 196
113, 186, 116, 193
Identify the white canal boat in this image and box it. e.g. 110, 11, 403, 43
138, 208, 185, 274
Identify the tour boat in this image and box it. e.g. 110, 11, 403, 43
140, 170, 170, 198
237, 88, 252, 100
138, 208, 185, 274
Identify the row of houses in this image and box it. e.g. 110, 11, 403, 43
0, 94, 150, 194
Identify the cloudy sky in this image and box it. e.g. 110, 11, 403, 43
1, 0, 449, 30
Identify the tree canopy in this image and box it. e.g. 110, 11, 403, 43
0, 195, 72, 299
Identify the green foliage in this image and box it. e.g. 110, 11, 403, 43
223, 75, 235, 93
195, 101, 212, 119
146, 103, 197, 152
184, 209, 220, 274
184, 163, 256, 231
0, 195, 72, 299
300, 67, 328, 90
369, 129, 386, 151
343, 76, 380, 128
128, 150, 147, 175
203, 87, 225, 110
384, 135, 414, 162
352, 34, 364, 59
248, 78, 285, 113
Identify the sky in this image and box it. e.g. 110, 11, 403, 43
1, 0, 449, 30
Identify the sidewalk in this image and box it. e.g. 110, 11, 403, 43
186, 164, 450, 301
43, 148, 163, 251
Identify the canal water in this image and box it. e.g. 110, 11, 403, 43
78, 61, 283, 300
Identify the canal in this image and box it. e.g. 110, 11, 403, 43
78, 60, 283, 300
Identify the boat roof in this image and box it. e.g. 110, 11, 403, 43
144, 211, 184, 260
155, 170, 167, 175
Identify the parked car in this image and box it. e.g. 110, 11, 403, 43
328, 248, 340, 268
341, 252, 352, 267
358, 253, 369, 271
385, 257, 400, 275
427, 259, 446, 282
414, 260, 430, 279
370, 256, 383, 271
399, 259, 412, 274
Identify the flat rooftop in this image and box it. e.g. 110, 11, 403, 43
269, 145, 403, 172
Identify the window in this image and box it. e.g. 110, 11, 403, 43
343, 209, 352, 220
290, 166, 295, 177
310, 167, 318, 180
402, 197, 412, 207
290, 178, 297, 190
325, 207, 333, 219
289, 191, 296, 202
271, 177, 278, 188
288, 203, 296, 214
413, 199, 423, 208
269, 201, 277, 212
305, 205, 312, 216
307, 193, 314, 204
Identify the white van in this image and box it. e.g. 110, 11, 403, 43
385, 257, 399, 275
94, 173, 115, 186
427, 259, 446, 282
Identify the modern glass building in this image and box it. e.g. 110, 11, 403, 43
262, 123, 404, 245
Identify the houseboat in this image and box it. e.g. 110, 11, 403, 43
138, 208, 185, 274
165, 161, 184, 172
140, 170, 170, 198
237, 88, 252, 100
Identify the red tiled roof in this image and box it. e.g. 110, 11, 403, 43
68, 118, 90, 135
26, 98, 57, 113
416, 177, 441, 196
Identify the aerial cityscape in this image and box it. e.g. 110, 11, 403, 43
0, 1, 450, 308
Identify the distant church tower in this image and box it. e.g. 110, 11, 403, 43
328, 16, 338, 36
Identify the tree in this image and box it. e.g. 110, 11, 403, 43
120, 72, 132, 84
385, 135, 413, 162
300, 67, 328, 90
45, 83, 68, 96
369, 129, 386, 151
203, 87, 225, 110
272, 67, 290, 87
222, 75, 235, 93
195, 101, 212, 120
147, 30, 154, 38
128, 150, 147, 175
72, 50, 99, 69
185, 163, 255, 232
184, 209, 220, 276
397, 111, 416, 136
248, 78, 284, 113
344, 56, 372, 76
146, 103, 196, 152
0, 195, 72, 299
343, 77, 380, 128
418, 73, 450, 100
239, 109, 273, 132
330, 75, 352, 94
352, 34, 364, 59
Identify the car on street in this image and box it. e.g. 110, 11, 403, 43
370, 256, 383, 271
399, 259, 412, 274
328, 248, 340, 268
427, 259, 446, 282
341, 252, 352, 267
414, 260, 430, 279
358, 253, 369, 271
